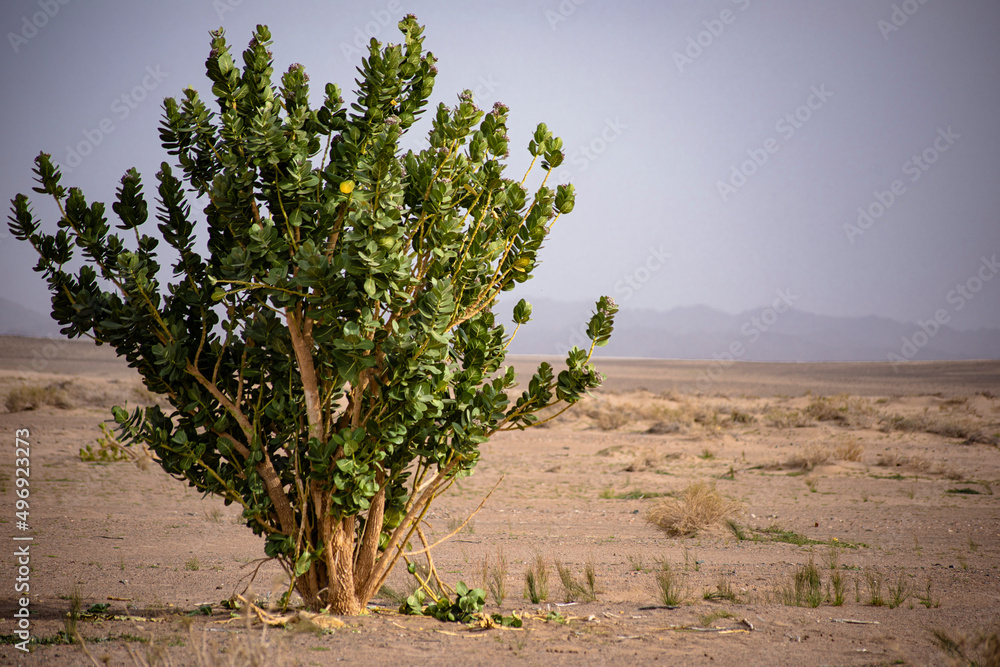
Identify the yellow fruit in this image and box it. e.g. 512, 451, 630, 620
340, 180, 355, 195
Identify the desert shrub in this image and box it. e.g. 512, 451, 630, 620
585, 400, 631, 430
806, 394, 879, 429
645, 482, 742, 537
784, 444, 831, 470
624, 448, 663, 472
833, 440, 865, 462
10, 17, 615, 614
646, 421, 681, 435
762, 407, 810, 429
5, 383, 72, 412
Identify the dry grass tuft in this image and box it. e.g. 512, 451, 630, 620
646, 421, 681, 435
784, 444, 831, 470
5, 383, 73, 412
875, 450, 964, 479
585, 400, 631, 431
881, 409, 998, 445
761, 407, 810, 429
833, 440, 865, 462
625, 449, 664, 472
931, 622, 1000, 667
645, 482, 742, 537
805, 394, 880, 429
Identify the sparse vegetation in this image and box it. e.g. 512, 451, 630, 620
700, 609, 735, 626
886, 570, 911, 609
655, 564, 686, 607
646, 482, 742, 537
624, 449, 667, 473
834, 440, 865, 462
828, 569, 846, 606
523, 553, 548, 604
555, 560, 598, 603
5, 382, 71, 412
778, 559, 823, 607
727, 521, 858, 548
762, 407, 811, 429
703, 575, 739, 602
863, 567, 885, 607
931, 624, 1000, 667
784, 444, 830, 470
586, 401, 631, 431
486, 547, 508, 607
917, 577, 940, 609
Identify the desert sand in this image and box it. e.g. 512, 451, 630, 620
1, 336, 998, 666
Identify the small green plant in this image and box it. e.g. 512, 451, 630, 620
886, 570, 911, 609
64, 586, 82, 642
824, 545, 839, 570
184, 556, 200, 572
699, 609, 735, 626
683, 547, 700, 572
796, 559, 823, 607
487, 547, 507, 606
805, 479, 818, 493
626, 554, 645, 572
523, 554, 548, 604
828, 570, 846, 606
446, 517, 475, 535
779, 559, 823, 607
917, 577, 940, 609
400, 582, 486, 623
726, 519, 749, 541
555, 560, 598, 603
703, 575, 738, 602
614, 489, 669, 500
79, 423, 133, 463
864, 568, 885, 606
599, 486, 616, 499
699, 448, 715, 460
655, 564, 686, 606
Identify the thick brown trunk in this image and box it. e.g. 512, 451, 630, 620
319, 516, 362, 612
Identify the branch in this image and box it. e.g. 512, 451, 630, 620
402, 475, 502, 556
285, 306, 325, 444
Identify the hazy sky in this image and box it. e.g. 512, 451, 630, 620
2, 0, 999, 330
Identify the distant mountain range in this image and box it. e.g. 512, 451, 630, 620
4, 295, 998, 362
500, 298, 1000, 362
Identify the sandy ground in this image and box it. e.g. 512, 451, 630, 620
1, 336, 999, 666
